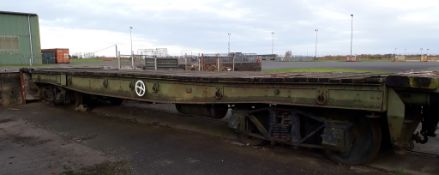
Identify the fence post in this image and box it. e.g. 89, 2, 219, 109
217, 56, 220, 72
154, 56, 158, 71
131, 54, 134, 70
199, 54, 202, 71
116, 45, 121, 70
232, 54, 235, 71
184, 56, 187, 71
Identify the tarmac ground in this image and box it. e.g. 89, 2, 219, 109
262, 61, 439, 72
1, 102, 438, 175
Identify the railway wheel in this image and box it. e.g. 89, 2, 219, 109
326, 117, 382, 165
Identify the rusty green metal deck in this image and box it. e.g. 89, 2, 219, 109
22, 68, 439, 110
22, 68, 392, 112
386, 71, 439, 91
23, 68, 439, 87
24, 68, 388, 84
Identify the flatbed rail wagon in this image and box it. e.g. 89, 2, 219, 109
20, 68, 439, 164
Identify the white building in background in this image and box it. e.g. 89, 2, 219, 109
72, 52, 95, 59
138, 48, 168, 57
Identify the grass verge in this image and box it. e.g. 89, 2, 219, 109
0, 64, 47, 68
265, 67, 387, 73
70, 58, 104, 63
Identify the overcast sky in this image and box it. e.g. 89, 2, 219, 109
3, 0, 439, 56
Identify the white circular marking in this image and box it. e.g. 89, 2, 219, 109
135, 80, 146, 97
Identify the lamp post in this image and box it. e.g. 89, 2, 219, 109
350, 14, 354, 57
271, 32, 275, 55
228, 33, 231, 54
129, 26, 134, 69
314, 29, 318, 61
116, 44, 120, 69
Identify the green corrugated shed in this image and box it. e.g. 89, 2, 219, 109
0, 11, 42, 65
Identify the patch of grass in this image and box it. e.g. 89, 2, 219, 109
315, 59, 392, 62
265, 67, 387, 73
61, 161, 131, 175
392, 169, 409, 175
70, 58, 104, 63
0, 64, 47, 68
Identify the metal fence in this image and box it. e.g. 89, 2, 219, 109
117, 55, 148, 69
115, 53, 261, 72
144, 57, 181, 69
200, 53, 261, 71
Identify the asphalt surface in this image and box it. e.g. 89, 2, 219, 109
262, 61, 439, 72
0, 103, 386, 175
89, 60, 439, 72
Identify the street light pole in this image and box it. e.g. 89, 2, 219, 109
129, 26, 134, 69
116, 44, 120, 69
228, 33, 231, 54
314, 29, 318, 61
350, 14, 354, 57
271, 32, 275, 55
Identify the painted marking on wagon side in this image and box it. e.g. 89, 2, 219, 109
135, 80, 146, 97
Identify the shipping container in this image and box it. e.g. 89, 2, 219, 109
42, 51, 55, 64
41, 48, 70, 64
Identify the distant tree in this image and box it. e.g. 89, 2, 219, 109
284, 50, 293, 61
